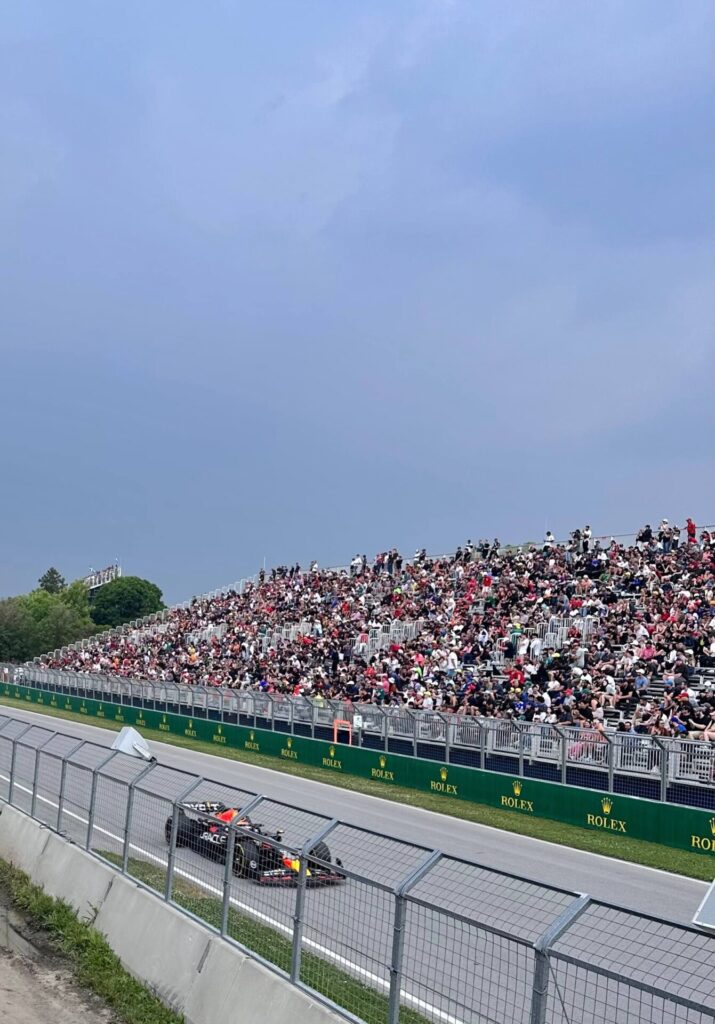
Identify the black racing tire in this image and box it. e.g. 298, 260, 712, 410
233, 838, 261, 878
164, 816, 189, 848
309, 840, 331, 867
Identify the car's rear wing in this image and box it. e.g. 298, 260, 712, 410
181, 800, 228, 814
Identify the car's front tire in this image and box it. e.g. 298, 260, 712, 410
233, 838, 260, 878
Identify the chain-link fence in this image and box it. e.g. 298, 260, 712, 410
0, 711, 712, 1024
7, 665, 714, 812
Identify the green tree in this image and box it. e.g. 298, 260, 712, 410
38, 567, 66, 594
90, 576, 164, 628
0, 599, 38, 662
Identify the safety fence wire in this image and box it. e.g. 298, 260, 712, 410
299, 864, 394, 1024
222, 833, 292, 976
325, 823, 435, 890
550, 903, 715, 1012
127, 772, 194, 894
90, 755, 148, 864
545, 956, 715, 1024
407, 855, 576, 944
14, 726, 63, 815
223, 830, 300, 965
402, 897, 534, 1024
34, 749, 65, 829
58, 743, 111, 847
12, 742, 39, 814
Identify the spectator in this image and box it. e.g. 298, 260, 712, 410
38, 517, 713, 743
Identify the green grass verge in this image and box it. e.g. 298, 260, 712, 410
101, 852, 428, 1024
1, 695, 711, 882
0, 857, 182, 1024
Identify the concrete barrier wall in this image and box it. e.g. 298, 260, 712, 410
0, 804, 344, 1024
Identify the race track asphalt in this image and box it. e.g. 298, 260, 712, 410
0, 705, 711, 1024
0, 704, 705, 918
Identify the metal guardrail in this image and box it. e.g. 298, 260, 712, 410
8, 666, 715, 811
0, 712, 712, 1024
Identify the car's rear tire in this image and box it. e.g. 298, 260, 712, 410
309, 840, 331, 867
164, 816, 188, 848
233, 838, 260, 878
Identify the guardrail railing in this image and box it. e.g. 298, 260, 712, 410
0, 712, 712, 1024
5, 666, 715, 811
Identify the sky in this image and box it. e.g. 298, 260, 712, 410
1, 1, 713, 604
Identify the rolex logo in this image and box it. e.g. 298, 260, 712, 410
250, 731, 255, 741
217, 725, 222, 734
440, 767, 448, 782
710, 817, 715, 836
189, 720, 193, 729
601, 797, 613, 815
287, 737, 292, 748
379, 755, 386, 769
329, 746, 336, 757
512, 780, 522, 796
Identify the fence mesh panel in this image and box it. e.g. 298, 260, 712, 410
0, 709, 713, 1024
546, 957, 715, 1024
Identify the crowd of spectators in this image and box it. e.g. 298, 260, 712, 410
40, 520, 715, 742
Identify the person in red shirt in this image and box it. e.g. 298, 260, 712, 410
686, 518, 697, 544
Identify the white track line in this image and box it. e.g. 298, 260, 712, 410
0, 771, 463, 1024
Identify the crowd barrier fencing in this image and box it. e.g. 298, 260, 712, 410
2, 671, 714, 857
0, 712, 713, 1024
6, 666, 715, 811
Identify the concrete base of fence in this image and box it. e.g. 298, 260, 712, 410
0, 804, 343, 1024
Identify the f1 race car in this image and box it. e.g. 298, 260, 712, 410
164, 801, 344, 886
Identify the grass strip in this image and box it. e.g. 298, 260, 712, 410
0, 857, 182, 1024
1, 695, 711, 882
101, 852, 429, 1024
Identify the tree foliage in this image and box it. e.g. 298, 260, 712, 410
0, 571, 164, 662
38, 567, 66, 593
89, 576, 164, 628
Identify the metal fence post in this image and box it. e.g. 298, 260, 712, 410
478, 719, 487, 771
30, 732, 57, 819
529, 894, 591, 1024
518, 725, 525, 778
290, 819, 339, 983
7, 724, 33, 805
220, 795, 264, 936
269, 695, 276, 731
165, 778, 205, 902
85, 751, 120, 851
57, 740, 86, 832
653, 737, 668, 802
409, 709, 418, 758
121, 762, 158, 874
388, 850, 442, 1024
554, 725, 567, 785
606, 733, 614, 795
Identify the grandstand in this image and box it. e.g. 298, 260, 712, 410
35, 521, 715, 747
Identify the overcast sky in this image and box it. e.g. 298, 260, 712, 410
1, 1, 713, 603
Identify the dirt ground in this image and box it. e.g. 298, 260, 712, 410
0, 891, 116, 1024
0, 949, 117, 1024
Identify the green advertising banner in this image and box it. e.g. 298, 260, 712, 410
4, 683, 714, 856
